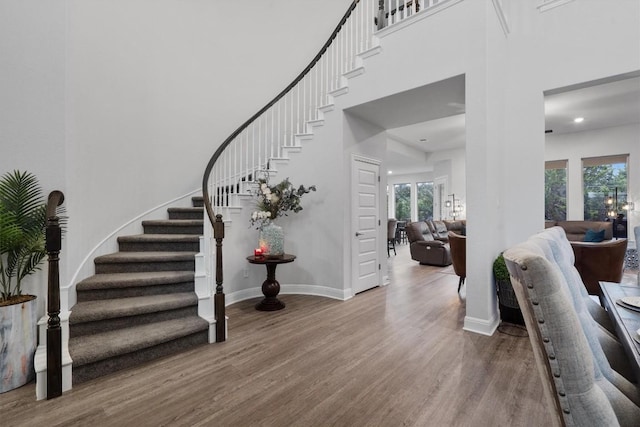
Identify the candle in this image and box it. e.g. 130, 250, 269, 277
254, 248, 263, 257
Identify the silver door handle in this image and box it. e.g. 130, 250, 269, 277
355, 232, 363, 237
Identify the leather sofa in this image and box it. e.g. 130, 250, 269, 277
426, 220, 449, 242
546, 221, 627, 295
405, 221, 452, 266
443, 220, 466, 235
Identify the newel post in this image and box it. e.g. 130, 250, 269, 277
214, 214, 226, 342
45, 190, 64, 399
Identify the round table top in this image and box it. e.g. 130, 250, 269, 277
246, 254, 296, 265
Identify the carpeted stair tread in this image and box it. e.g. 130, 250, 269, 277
69, 316, 209, 367
167, 207, 203, 220
70, 292, 198, 324
94, 251, 196, 264
118, 234, 200, 243
117, 234, 200, 252
142, 219, 203, 226
77, 271, 194, 291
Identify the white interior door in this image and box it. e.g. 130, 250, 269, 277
351, 156, 380, 295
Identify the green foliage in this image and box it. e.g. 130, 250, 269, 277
417, 182, 434, 220
250, 176, 316, 228
394, 183, 411, 221
493, 253, 510, 281
544, 168, 566, 221
0, 170, 47, 302
583, 163, 627, 220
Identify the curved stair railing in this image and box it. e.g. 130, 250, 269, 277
202, 0, 433, 340
201, 0, 378, 343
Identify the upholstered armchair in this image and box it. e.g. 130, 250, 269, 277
571, 238, 628, 295
547, 222, 627, 295
504, 229, 640, 426
405, 221, 452, 266
448, 231, 465, 292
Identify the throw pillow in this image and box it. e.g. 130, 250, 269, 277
583, 229, 605, 242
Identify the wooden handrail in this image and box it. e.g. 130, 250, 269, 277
201, 0, 362, 343
45, 190, 64, 399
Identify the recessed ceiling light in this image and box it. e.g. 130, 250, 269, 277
574, 117, 584, 123
388, 170, 393, 174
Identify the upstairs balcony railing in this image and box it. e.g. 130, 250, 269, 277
201, 0, 443, 341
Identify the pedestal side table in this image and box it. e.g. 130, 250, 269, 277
247, 254, 296, 311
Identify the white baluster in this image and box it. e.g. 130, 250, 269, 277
284, 92, 289, 147
302, 76, 306, 129
276, 100, 281, 157
271, 106, 275, 159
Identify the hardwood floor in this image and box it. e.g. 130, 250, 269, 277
1, 244, 552, 426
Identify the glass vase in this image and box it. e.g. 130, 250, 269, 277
259, 222, 284, 258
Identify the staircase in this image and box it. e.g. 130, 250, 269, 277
68, 197, 209, 384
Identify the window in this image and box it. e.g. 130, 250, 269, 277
417, 182, 434, 221
394, 183, 411, 221
545, 160, 567, 221
582, 155, 628, 221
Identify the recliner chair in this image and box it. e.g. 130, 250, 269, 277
405, 221, 452, 266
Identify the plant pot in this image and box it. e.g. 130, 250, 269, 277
0, 295, 37, 393
496, 279, 524, 325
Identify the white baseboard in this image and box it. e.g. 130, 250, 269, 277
463, 313, 500, 336
225, 284, 350, 306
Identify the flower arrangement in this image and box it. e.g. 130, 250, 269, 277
250, 177, 316, 229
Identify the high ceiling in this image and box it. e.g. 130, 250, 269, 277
345, 73, 640, 175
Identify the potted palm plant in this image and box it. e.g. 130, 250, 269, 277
0, 170, 48, 393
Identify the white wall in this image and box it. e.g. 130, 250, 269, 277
2, 0, 351, 312
546, 123, 640, 241
337, 0, 639, 334
1, 0, 67, 314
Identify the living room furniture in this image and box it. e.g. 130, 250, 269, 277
427, 220, 449, 242
387, 218, 397, 257
247, 254, 296, 311
395, 220, 407, 244
601, 282, 640, 382
571, 238, 628, 295
546, 221, 627, 295
504, 228, 640, 426
443, 219, 466, 235
448, 231, 465, 292
529, 227, 635, 381
405, 221, 452, 266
